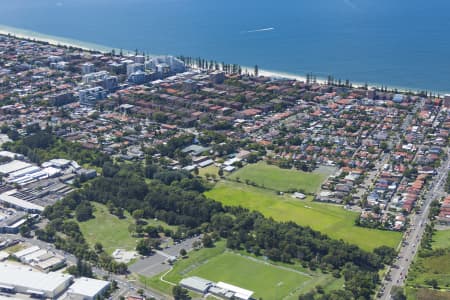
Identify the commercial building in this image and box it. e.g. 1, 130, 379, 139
0, 264, 73, 299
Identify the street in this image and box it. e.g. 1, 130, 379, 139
379, 147, 449, 299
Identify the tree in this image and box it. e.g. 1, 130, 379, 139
179, 248, 187, 257
132, 209, 144, 223
172, 285, 191, 300
94, 242, 104, 253
136, 239, 153, 256
391, 286, 406, 300
202, 234, 214, 248
75, 202, 93, 222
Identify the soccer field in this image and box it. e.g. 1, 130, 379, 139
228, 161, 326, 193
160, 241, 342, 299
189, 252, 310, 299
205, 181, 401, 251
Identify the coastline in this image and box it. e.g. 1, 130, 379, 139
0, 24, 447, 95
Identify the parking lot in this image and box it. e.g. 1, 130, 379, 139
129, 236, 202, 277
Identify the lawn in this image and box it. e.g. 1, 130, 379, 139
408, 251, 450, 289
145, 240, 340, 299
228, 161, 326, 193
78, 202, 176, 254
189, 252, 310, 299
205, 181, 401, 251
433, 229, 450, 249
197, 164, 220, 178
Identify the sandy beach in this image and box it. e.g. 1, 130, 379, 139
0, 24, 115, 53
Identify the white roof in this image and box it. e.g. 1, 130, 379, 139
0, 151, 21, 159
68, 277, 109, 297
22, 249, 48, 263
42, 167, 61, 177
0, 190, 44, 212
0, 160, 32, 174
0, 264, 73, 293
8, 166, 41, 179
14, 246, 40, 259
216, 282, 253, 300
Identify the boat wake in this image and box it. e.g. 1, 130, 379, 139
243, 27, 275, 34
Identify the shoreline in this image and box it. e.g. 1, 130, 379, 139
0, 24, 447, 95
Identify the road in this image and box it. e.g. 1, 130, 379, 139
379, 147, 449, 299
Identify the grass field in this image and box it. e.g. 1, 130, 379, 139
433, 229, 450, 249
205, 181, 401, 251
228, 161, 326, 193
408, 251, 450, 290
78, 202, 176, 254
144, 241, 341, 299
406, 287, 450, 300
197, 165, 220, 178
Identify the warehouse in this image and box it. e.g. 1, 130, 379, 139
0, 190, 44, 213
0, 264, 73, 298
0, 160, 31, 175
65, 277, 110, 300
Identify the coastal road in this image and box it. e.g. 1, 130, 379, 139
379, 147, 449, 300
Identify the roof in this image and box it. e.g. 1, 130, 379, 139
216, 282, 254, 300
0, 160, 32, 175
14, 246, 40, 258
0, 190, 44, 212
180, 276, 212, 293
0, 264, 72, 292
68, 277, 110, 298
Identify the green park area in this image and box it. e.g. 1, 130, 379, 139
143, 241, 343, 299
78, 202, 175, 254
407, 229, 450, 298
432, 229, 450, 249
228, 161, 326, 193
205, 181, 401, 251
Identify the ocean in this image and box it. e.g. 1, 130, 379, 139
1, 0, 450, 93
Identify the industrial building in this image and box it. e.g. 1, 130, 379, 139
0, 264, 73, 298
14, 245, 66, 272
0, 209, 27, 234
65, 277, 110, 300
0, 189, 44, 213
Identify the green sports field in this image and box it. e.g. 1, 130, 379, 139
228, 161, 326, 193
189, 252, 309, 299
205, 181, 401, 251
146, 241, 342, 299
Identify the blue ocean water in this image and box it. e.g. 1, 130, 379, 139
1, 0, 450, 92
